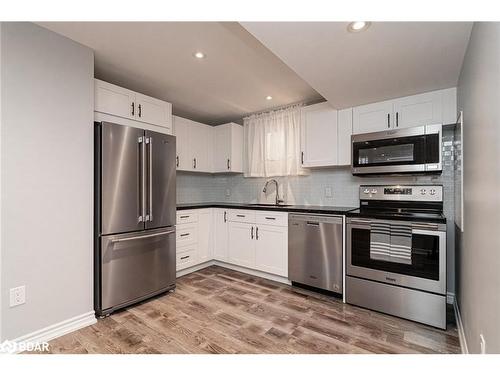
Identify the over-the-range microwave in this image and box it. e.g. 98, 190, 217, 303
351, 124, 442, 175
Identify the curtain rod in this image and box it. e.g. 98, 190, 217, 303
242, 98, 326, 120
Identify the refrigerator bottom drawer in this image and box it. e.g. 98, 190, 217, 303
98, 227, 176, 314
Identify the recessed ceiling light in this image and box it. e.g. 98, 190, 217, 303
266, 96, 273, 100
193, 51, 205, 59
347, 21, 371, 33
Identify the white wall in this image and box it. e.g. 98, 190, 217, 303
457, 22, 500, 353
0, 22, 94, 340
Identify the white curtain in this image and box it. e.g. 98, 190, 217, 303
244, 104, 307, 177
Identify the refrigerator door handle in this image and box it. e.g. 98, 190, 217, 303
138, 136, 145, 223
110, 229, 175, 243
147, 136, 153, 222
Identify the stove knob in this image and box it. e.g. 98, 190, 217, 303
363, 188, 370, 194
430, 189, 436, 195
371, 189, 378, 194
420, 189, 427, 195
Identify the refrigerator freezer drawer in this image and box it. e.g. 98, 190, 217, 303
98, 227, 176, 315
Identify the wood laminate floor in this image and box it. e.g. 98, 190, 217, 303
41, 266, 461, 354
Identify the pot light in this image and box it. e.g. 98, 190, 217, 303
193, 51, 205, 59
347, 21, 371, 33
266, 95, 273, 100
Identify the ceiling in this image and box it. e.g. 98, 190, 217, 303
37, 22, 323, 125
242, 22, 473, 109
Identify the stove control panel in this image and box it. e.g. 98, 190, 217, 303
360, 185, 443, 202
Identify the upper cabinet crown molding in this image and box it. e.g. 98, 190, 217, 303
94, 79, 172, 132
352, 87, 457, 135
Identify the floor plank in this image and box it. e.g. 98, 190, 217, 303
41, 265, 461, 354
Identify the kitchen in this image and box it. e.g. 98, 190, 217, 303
1, 3, 499, 369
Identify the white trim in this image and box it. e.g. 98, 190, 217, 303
213, 260, 291, 285
447, 292, 455, 304
453, 299, 469, 354
176, 260, 215, 277
11, 311, 96, 352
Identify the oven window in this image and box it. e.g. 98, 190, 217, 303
353, 135, 426, 168
351, 228, 440, 280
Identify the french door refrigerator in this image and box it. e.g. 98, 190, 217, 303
94, 121, 176, 316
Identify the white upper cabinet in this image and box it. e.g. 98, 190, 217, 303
135, 93, 172, 129
337, 108, 353, 166
300, 102, 338, 167
173, 115, 213, 173
213, 123, 244, 173
352, 88, 457, 135
393, 90, 443, 129
94, 79, 172, 131
95, 79, 136, 120
353, 99, 393, 134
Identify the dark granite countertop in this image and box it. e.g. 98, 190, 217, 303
177, 202, 357, 215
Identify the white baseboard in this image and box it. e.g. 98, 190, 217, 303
453, 299, 469, 354
176, 260, 215, 277
12, 311, 96, 352
213, 260, 291, 285
447, 292, 455, 304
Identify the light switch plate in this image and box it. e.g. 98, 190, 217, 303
10, 286, 26, 307
225, 189, 231, 197
325, 186, 333, 198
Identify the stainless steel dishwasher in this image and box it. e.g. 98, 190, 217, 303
288, 214, 343, 293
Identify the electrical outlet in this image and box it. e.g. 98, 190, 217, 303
225, 189, 231, 197
9, 286, 26, 307
480, 334, 486, 354
325, 186, 333, 198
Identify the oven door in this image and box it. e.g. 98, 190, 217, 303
351, 125, 441, 175
346, 217, 446, 295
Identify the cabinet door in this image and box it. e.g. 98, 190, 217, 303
173, 116, 191, 171
229, 123, 244, 173
190, 121, 212, 173
393, 90, 443, 129
197, 209, 212, 263
213, 209, 229, 260
228, 222, 255, 268
352, 100, 393, 134
95, 79, 135, 120
255, 225, 288, 277
300, 102, 338, 167
135, 93, 173, 131
337, 108, 353, 166
213, 124, 231, 172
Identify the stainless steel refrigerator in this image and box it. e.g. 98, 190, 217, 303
94, 121, 176, 317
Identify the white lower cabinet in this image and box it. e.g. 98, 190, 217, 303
177, 208, 288, 279
254, 224, 288, 277
213, 209, 229, 261
228, 222, 255, 268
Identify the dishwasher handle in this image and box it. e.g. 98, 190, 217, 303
290, 214, 343, 225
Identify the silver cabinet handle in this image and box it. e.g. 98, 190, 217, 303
396, 112, 399, 127
180, 233, 190, 237
179, 215, 190, 219
227, 158, 230, 170
138, 104, 142, 118
131, 102, 135, 116
256, 226, 259, 240
387, 113, 390, 128
176, 155, 179, 167
180, 255, 190, 260
251, 226, 254, 239
193, 158, 197, 169
111, 229, 175, 243
301, 151, 304, 164
265, 217, 276, 220
224, 211, 227, 223
236, 214, 245, 218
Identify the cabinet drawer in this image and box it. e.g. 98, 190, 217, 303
176, 224, 197, 247
176, 247, 197, 271
255, 211, 288, 227
227, 210, 256, 223
177, 211, 198, 224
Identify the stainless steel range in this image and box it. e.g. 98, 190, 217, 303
346, 185, 447, 329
